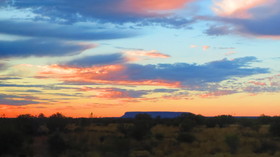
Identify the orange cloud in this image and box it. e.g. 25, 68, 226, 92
213, 0, 275, 19
36, 64, 181, 88
202, 45, 210, 51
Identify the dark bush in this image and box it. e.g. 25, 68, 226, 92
131, 114, 153, 140
179, 120, 195, 132
177, 132, 196, 143
224, 134, 239, 154
47, 113, 68, 132
215, 115, 235, 128
205, 118, 217, 128
253, 139, 278, 155
257, 115, 272, 125
155, 133, 164, 141
16, 114, 39, 135
118, 123, 133, 137
0, 126, 24, 156
269, 121, 280, 137
48, 133, 68, 156
179, 113, 205, 125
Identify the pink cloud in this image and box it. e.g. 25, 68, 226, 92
248, 81, 267, 86
202, 45, 210, 51
190, 45, 198, 48
122, 0, 194, 13
190, 45, 211, 51
213, 0, 276, 19
124, 50, 170, 62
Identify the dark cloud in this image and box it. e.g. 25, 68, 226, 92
236, 14, 280, 36
0, 63, 7, 70
0, 20, 134, 40
0, 84, 45, 88
65, 53, 126, 67
0, 39, 93, 58
0, 77, 21, 80
205, 25, 232, 36
153, 89, 179, 93
205, 12, 280, 37
123, 57, 268, 85
0, 94, 40, 106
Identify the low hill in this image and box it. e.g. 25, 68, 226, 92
121, 111, 191, 118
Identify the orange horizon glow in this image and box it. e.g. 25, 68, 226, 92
1, 92, 280, 118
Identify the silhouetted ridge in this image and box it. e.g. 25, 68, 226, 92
121, 111, 191, 118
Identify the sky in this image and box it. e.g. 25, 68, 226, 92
0, 0, 280, 117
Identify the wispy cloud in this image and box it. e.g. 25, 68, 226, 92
0, 94, 40, 106
190, 45, 211, 51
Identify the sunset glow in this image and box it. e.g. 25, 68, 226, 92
0, 0, 280, 117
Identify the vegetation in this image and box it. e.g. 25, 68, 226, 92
1, 113, 280, 157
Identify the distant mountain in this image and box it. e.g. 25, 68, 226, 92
121, 111, 191, 118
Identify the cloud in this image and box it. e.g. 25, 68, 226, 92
202, 45, 210, 51
199, 90, 236, 98
0, 20, 134, 40
208, 0, 280, 38
124, 0, 194, 12
0, 39, 94, 58
0, 94, 40, 106
82, 87, 149, 99
212, 0, 271, 19
79, 87, 147, 99
5, 0, 195, 25
65, 53, 127, 67
124, 50, 170, 62
190, 45, 211, 50
205, 25, 232, 36
0, 63, 7, 70
35, 56, 269, 88
243, 74, 280, 93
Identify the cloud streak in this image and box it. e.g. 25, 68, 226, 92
0, 20, 134, 40
0, 39, 95, 58
65, 53, 127, 67
0, 94, 40, 106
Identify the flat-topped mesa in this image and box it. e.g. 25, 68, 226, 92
121, 111, 191, 118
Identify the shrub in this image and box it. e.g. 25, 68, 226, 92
48, 133, 68, 156
16, 114, 39, 135
47, 113, 68, 132
155, 133, 164, 141
269, 121, 280, 137
224, 134, 240, 154
253, 139, 278, 155
179, 119, 196, 132
215, 115, 235, 128
0, 126, 24, 156
177, 132, 196, 143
